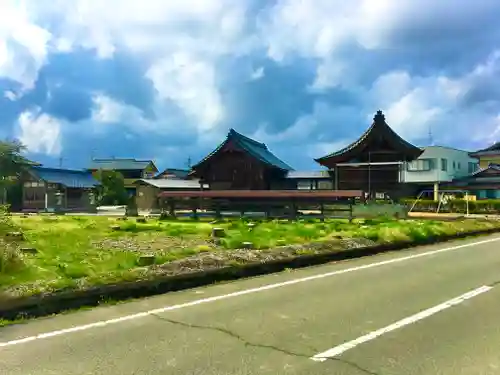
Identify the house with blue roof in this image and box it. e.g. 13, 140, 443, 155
88, 158, 158, 196
22, 166, 100, 212
190, 129, 298, 190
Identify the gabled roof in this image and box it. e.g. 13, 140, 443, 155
154, 168, 190, 180
315, 110, 423, 164
471, 163, 500, 176
31, 167, 100, 188
469, 142, 500, 157
89, 158, 158, 172
191, 129, 294, 171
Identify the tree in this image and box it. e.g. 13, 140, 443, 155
94, 169, 129, 205
0, 139, 34, 205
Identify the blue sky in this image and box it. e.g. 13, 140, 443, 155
1, 0, 500, 171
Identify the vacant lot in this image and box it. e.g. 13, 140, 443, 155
1, 214, 499, 299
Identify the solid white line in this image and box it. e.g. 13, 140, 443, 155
311, 285, 493, 362
0, 236, 499, 349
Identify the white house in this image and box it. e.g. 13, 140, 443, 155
401, 146, 479, 198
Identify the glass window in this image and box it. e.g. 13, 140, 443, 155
297, 180, 313, 190
407, 159, 434, 171
468, 162, 478, 174
441, 158, 448, 171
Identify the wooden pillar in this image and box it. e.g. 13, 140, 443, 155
433, 182, 439, 201
334, 166, 339, 190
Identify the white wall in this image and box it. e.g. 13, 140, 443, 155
402, 146, 479, 183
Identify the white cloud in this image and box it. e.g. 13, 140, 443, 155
17, 108, 62, 155
35, 0, 253, 132
0, 0, 51, 91
250, 66, 264, 81
90, 94, 148, 126
365, 50, 500, 145
4, 90, 18, 101
260, 0, 500, 90
146, 52, 224, 131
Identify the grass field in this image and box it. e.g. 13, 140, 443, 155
1, 214, 499, 299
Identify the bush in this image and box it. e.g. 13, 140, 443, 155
401, 198, 500, 214
0, 240, 23, 274
0, 204, 25, 274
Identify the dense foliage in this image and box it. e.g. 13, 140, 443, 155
94, 169, 129, 205
0, 140, 34, 207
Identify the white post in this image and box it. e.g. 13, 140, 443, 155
466, 191, 469, 217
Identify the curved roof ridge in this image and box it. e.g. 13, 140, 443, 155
315, 110, 421, 162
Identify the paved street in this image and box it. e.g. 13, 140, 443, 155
1, 234, 500, 374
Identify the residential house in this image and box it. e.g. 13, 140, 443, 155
189, 129, 294, 190
401, 146, 479, 200
88, 158, 158, 196
134, 179, 209, 212
469, 142, 500, 169
443, 163, 500, 199
22, 166, 100, 212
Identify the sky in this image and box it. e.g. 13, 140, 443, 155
1, 0, 500, 171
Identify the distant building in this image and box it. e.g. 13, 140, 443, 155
190, 129, 294, 190
469, 142, 500, 169
284, 170, 334, 190
154, 168, 190, 180
401, 146, 479, 199
134, 179, 208, 212
22, 166, 100, 212
315, 110, 423, 199
443, 163, 500, 199
88, 158, 158, 196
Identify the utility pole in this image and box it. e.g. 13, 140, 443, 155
187, 156, 192, 169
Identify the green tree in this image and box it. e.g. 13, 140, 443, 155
0, 139, 34, 206
94, 169, 129, 205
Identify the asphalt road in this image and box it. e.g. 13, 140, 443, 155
1, 234, 500, 374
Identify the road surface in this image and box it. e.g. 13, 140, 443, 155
1, 234, 500, 374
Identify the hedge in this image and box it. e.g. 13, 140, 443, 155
400, 199, 500, 214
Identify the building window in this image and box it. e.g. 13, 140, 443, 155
468, 162, 478, 174
457, 162, 461, 169
441, 158, 448, 171
453, 161, 456, 169
407, 159, 434, 171
297, 180, 314, 190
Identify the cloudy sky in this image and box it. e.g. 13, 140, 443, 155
1, 0, 500, 171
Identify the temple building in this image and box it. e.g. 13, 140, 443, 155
315, 110, 423, 198
189, 129, 294, 190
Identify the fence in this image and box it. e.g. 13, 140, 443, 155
157, 190, 365, 221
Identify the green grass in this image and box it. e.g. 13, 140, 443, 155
1, 214, 499, 299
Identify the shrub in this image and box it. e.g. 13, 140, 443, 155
0, 240, 23, 274
401, 198, 500, 214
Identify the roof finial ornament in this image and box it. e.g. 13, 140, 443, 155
373, 110, 385, 123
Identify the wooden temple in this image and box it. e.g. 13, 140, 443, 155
315, 110, 423, 198
190, 129, 294, 190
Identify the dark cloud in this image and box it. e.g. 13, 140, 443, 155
40, 49, 156, 117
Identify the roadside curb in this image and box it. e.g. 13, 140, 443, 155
1, 228, 499, 321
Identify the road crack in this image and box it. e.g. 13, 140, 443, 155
151, 313, 381, 375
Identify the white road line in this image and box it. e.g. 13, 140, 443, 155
0, 236, 499, 349
311, 285, 493, 362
